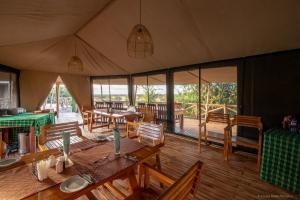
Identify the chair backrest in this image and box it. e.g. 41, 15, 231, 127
112, 102, 124, 110
157, 104, 167, 121
159, 161, 203, 200
231, 115, 263, 130
95, 102, 105, 109
139, 107, 156, 123
137, 102, 146, 110
147, 103, 157, 113
206, 112, 230, 124
39, 121, 82, 145
105, 101, 112, 108
137, 122, 164, 146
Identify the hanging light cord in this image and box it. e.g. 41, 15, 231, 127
139, 0, 142, 25
75, 38, 77, 56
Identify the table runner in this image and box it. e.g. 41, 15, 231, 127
260, 129, 300, 194
0, 139, 145, 200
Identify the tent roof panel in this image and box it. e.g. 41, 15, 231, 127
0, 0, 299, 75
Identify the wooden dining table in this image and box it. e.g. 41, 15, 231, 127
0, 138, 160, 200
88, 109, 142, 132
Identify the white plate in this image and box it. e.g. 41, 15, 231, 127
96, 135, 107, 142
0, 157, 21, 168
60, 175, 89, 193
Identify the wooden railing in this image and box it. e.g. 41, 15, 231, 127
136, 102, 237, 121
182, 103, 237, 119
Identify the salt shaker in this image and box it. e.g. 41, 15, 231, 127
56, 160, 64, 173
48, 155, 56, 168
56, 156, 65, 173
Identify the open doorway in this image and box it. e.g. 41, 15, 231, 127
41, 76, 82, 124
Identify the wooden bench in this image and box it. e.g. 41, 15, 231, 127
38, 121, 86, 151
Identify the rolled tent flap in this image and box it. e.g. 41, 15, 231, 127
60, 74, 91, 110
20, 70, 58, 111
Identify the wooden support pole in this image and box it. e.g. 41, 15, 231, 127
204, 83, 210, 120
56, 83, 60, 118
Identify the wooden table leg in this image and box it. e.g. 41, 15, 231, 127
180, 114, 184, 129
29, 127, 36, 153
127, 169, 140, 196
0, 131, 2, 158
4, 128, 9, 144
89, 113, 94, 132
112, 117, 117, 128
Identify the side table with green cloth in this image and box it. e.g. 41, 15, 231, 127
260, 129, 300, 194
0, 113, 55, 153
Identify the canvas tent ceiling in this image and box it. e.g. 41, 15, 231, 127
0, 0, 300, 76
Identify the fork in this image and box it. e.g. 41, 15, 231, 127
79, 173, 96, 184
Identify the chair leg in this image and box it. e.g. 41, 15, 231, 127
126, 124, 129, 138
137, 164, 144, 188
155, 154, 164, 188
224, 134, 228, 161
257, 147, 262, 171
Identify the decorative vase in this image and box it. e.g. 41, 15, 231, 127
113, 128, 120, 155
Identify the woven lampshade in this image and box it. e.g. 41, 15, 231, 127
68, 55, 83, 72
127, 24, 153, 58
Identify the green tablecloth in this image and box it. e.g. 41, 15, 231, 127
260, 129, 300, 194
0, 113, 55, 144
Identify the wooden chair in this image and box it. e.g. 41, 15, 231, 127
203, 112, 230, 160
156, 104, 167, 128
94, 101, 105, 109
81, 105, 93, 129
38, 121, 86, 151
125, 115, 142, 139
138, 102, 146, 110
147, 103, 157, 114
125, 108, 155, 139
139, 108, 156, 123
93, 102, 110, 130
101, 160, 203, 200
112, 102, 124, 110
136, 122, 165, 187
226, 115, 263, 170
137, 122, 164, 147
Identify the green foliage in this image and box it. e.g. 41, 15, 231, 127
174, 82, 237, 118
208, 83, 237, 105
139, 86, 160, 103
71, 99, 77, 112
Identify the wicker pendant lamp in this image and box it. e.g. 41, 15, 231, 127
127, 0, 153, 58
68, 39, 83, 72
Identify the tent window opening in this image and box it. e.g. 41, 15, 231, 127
133, 74, 166, 106
0, 71, 18, 109
92, 78, 129, 109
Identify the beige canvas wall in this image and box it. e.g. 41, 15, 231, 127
20, 70, 91, 111
60, 74, 91, 109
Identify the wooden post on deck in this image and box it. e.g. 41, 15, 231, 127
204, 83, 210, 120
56, 83, 60, 118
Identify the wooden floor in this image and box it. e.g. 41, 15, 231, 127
81, 127, 299, 200
159, 135, 299, 200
